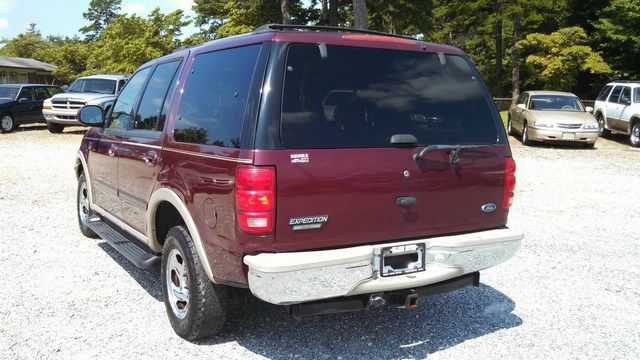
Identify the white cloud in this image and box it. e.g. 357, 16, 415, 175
0, 0, 13, 13
121, 2, 146, 15
170, 0, 195, 11
0, 18, 8, 28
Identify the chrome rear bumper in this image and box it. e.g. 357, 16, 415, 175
244, 228, 523, 305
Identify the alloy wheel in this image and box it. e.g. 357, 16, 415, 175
77, 181, 90, 225
631, 124, 640, 147
1, 115, 13, 132
166, 248, 190, 319
597, 116, 605, 135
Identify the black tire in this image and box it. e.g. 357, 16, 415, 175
522, 122, 533, 146
162, 226, 229, 340
46, 121, 65, 133
597, 114, 611, 137
630, 122, 640, 147
1, 113, 17, 133
77, 174, 98, 238
507, 114, 516, 136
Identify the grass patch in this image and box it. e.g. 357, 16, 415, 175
500, 111, 508, 130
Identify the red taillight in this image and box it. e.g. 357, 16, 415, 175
236, 166, 275, 234
504, 157, 516, 210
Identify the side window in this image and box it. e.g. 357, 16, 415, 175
618, 87, 631, 104
34, 87, 49, 101
47, 87, 63, 96
109, 68, 151, 131
635, 88, 640, 103
133, 60, 181, 132
173, 45, 261, 147
608, 86, 623, 103
597, 85, 613, 101
516, 93, 526, 105
18, 88, 34, 101
117, 79, 127, 93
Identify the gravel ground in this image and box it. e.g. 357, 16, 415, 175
1, 125, 639, 359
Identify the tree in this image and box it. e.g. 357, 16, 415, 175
353, 0, 367, 29
86, 9, 190, 74
367, 0, 432, 35
80, 0, 122, 39
0, 24, 52, 59
281, 0, 292, 24
519, 27, 612, 91
594, 0, 640, 78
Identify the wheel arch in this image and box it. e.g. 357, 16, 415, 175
147, 187, 216, 282
75, 151, 93, 205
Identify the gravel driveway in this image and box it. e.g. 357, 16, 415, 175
1, 125, 639, 359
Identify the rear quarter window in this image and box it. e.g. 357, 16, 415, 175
173, 45, 261, 148
280, 44, 498, 149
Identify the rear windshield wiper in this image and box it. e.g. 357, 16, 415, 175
413, 144, 484, 164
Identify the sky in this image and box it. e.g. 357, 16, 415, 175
0, 0, 199, 39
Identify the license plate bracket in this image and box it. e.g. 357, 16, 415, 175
380, 243, 426, 277
562, 133, 576, 140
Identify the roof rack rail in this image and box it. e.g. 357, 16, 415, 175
254, 23, 416, 40
611, 80, 640, 83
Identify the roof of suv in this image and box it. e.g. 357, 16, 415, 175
607, 81, 640, 87
78, 74, 128, 80
525, 90, 578, 96
155, 24, 466, 68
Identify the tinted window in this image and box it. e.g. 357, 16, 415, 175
597, 85, 613, 101
173, 45, 260, 147
618, 87, 631, 104
68, 78, 116, 94
134, 60, 181, 132
34, 87, 49, 101
109, 68, 151, 131
516, 93, 527, 105
117, 79, 127, 93
281, 45, 498, 149
47, 87, 63, 96
608, 86, 623, 103
18, 88, 34, 101
635, 88, 640, 103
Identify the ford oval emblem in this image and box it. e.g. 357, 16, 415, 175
482, 203, 497, 213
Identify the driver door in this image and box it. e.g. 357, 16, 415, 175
513, 93, 529, 132
13, 87, 34, 123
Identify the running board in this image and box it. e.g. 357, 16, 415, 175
87, 219, 160, 269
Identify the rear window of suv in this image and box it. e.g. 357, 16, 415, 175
281, 44, 498, 149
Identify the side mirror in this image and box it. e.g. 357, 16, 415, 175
18, 98, 28, 103
585, 106, 594, 113
78, 105, 105, 127
517, 103, 527, 110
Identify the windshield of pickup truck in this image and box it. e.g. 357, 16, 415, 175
0, 86, 20, 100
281, 44, 498, 149
529, 95, 584, 111
67, 79, 116, 94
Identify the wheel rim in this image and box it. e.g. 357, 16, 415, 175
597, 117, 604, 135
507, 119, 512, 133
78, 181, 90, 225
632, 125, 640, 145
1, 116, 12, 131
166, 249, 190, 319
523, 126, 528, 142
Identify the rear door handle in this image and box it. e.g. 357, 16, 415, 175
396, 197, 417, 207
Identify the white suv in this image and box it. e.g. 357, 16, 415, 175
43, 74, 128, 133
593, 81, 640, 147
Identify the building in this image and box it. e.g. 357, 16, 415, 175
0, 56, 57, 84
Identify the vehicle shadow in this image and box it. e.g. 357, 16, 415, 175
16, 125, 47, 132
98, 242, 522, 358
601, 133, 631, 147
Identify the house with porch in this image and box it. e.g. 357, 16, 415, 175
0, 56, 56, 84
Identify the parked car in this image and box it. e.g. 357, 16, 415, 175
507, 91, 599, 147
0, 84, 63, 133
74, 24, 523, 340
593, 81, 640, 147
42, 74, 128, 133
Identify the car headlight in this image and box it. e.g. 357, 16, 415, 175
534, 120, 554, 128
583, 122, 599, 130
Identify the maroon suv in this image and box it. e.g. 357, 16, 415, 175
75, 24, 523, 340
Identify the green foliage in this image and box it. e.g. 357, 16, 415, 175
367, 0, 433, 35
86, 10, 190, 74
594, 0, 640, 78
81, 0, 122, 39
519, 27, 611, 90
0, 24, 52, 58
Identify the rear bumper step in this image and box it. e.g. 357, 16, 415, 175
290, 272, 480, 318
87, 218, 159, 269
244, 228, 523, 305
